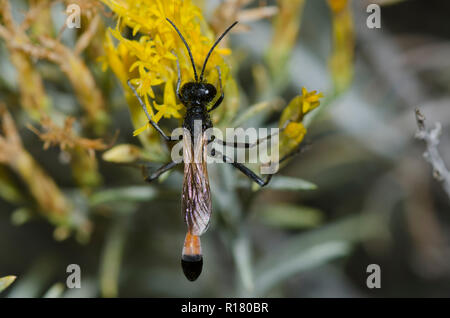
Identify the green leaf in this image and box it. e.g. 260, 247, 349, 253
100, 215, 130, 298
255, 242, 350, 296
0, 276, 17, 293
256, 204, 323, 229
43, 283, 65, 298
252, 213, 383, 296
89, 186, 158, 206
231, 100, 282, 128
266, 176, 317, 191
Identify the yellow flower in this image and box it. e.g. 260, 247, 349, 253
284, 122, 307, 144
133, 122, 151, 137
153, 81, 183, 122
133, 81, 183, 136
279, 87, 324, 156
279, 87, 324, 126
100, 0, 233, 137
327, 0, 349, 13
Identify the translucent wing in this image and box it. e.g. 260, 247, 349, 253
182, 129, 212, 236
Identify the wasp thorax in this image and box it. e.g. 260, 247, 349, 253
180, 82, 217, 106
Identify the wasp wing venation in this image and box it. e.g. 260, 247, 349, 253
182, 129, 212, 236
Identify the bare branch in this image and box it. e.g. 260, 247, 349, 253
415, 108, 450, 200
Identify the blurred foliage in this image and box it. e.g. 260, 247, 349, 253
0, 0, 450, 298
0, 276, 16, 293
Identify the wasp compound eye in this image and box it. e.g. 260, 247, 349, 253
181, 254, 203, 281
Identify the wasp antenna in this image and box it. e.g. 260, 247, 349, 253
181, 232, 203, 281
166, 18, 199, 82
200, 21, 238, 82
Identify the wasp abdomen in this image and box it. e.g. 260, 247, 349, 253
181, 232, 203, 281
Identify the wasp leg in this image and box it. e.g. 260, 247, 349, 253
227, 159, 273, 187
142, 161, 179, 183
211, 120, 292, 149
213, 138, 311, 187
127, 80, 181, 142
212, 149, 272, 187
208, 66, 224, 113
212, 130, 279, 149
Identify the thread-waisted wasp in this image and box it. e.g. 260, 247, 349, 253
128, 18, 286, 281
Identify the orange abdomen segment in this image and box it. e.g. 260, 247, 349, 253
182, 232, 202, 258
181, 232, 203, 281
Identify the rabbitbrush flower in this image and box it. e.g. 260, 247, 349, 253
279, 87, 324, 157
100, 0, 233, 138
101, 0, 324, 168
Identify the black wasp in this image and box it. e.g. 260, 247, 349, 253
128, 18, 281, 281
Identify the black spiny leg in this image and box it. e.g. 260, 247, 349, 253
143, 161, 179, 183
213, 130, 279, 149
213, 139, 310, 187
127, 80, 180, 142
212, 120, 292, 149
214, 150, 272, 187
208, 66, 224, 113
230, 161, 273, 187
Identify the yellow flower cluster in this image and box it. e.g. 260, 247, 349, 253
279, 87, 324, 155
100, 0, 232, 135
100, 0, 325, 164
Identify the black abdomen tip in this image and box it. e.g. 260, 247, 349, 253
181, 255, 203, 281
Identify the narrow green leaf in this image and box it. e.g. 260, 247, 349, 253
253, 213, 383, 296
256, 242, 350, 296
0, 276, 17, 293
89, 186, 158, 206
256, 204, 323, 229
267, 176, 317, 191
231, 100, 282, 127
43, 283, 65, 298
100, 215, 130, 298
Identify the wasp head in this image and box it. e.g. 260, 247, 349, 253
180, 82, 217, 107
